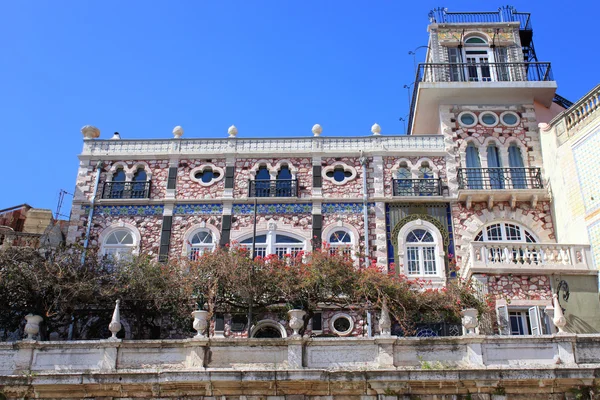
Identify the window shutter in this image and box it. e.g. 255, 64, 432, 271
220, 215, 232, 247
167, 167, 178, 190
528, 306, 542, 336
496, 305, 510, 335
447, 47, 463, 81
313, 166, 322, 188
312, 214, 322, 249
312, 312, 323, 331
158, 216, 173, 262
225, 166, 235, 189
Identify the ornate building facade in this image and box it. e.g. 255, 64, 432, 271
67, 6, 599, 338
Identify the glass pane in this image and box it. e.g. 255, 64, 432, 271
486, 224, 502, 241
256, 167, 270, 180
191, 231, 212, 244
525, 231, 536, 243
502, 113, 518, 125
481, 113, 497, 125
275, 234, 302, 243
509, 312, 525, 335
277, 166, 292, 180
423, 247, 436, 274
504, 224, 522, 241
330, 230, 351, 243
133, 169, 147, 182
460, 114, 475, 125
240, 234, 267, 244
113, 169, 126, 182
398, 168, 411, 179
421, 231, 434, 242
465, 37, 486, 44
333, 168, 346, 182
407, 247, 419, 274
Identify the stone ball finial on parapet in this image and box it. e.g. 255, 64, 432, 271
172, 126, 184, 139
81, 125, 100, 140
228, 125, 238, 138
371, 123, 381, 136
312, 124, 323, 137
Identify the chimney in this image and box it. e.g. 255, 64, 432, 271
110, 132, 121, 140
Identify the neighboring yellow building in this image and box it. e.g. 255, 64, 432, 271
541, 85, 600, 268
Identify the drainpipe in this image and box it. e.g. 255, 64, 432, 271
81, 161, 103, 264
359, 150, 372, 338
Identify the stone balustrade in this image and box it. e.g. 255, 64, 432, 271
2, 335, 600, 398
462, 242, 594, 278
565, 84, 600, 131
81, 135, 446, 158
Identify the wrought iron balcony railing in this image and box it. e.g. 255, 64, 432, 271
428, 6, 532, 31
417, 62, 553, 84
101, 181, 151, 199
392, 178, 442, 196
248, 179, 298, 198
457, 168, 542, 190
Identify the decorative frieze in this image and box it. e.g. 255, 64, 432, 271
231, 203, 313, 215
173, 204, 223, 215
85, 205, 164, 216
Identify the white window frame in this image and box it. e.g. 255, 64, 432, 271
190, 163, 225, 187
475, 222, 538, 243
322, 162, 357, 185
500, 111, 520, 127
182, 223, 221, 259
397, 219, 445, 284
98, 223, 141, 260
187, 229, 216, 260
237, 230, 306, 258
497, 304, 550, 336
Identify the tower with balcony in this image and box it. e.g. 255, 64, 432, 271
405, 6, 599, 335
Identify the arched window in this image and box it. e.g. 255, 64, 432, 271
131, 168, 149, 198
239, 231, 306, 259
405, 228, 437, 276
464, 36, 491, 82
417, 161, 434, 179
464, 143, 483, 189
255, 166, 271, 197
276, 165, 293, 197
508, 144, 527, 189
475, 222, 537, 243
102, 229, 136, 260
328, 229, 353, 257
110, 168, 127, 199
188, 230, 215, 261
486, 144, 504, 189
465, 37, 487, 44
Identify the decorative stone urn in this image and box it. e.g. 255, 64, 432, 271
192, 310, 210, 338
108, 300, 122, 340
552, 293, 567, 334
24, 314, 43, 340
287, 309, 306, 338
81, 125, 100, 140
461, 308, 478, 335
172, 125, 184, 138
378, 301, 392, 337
312, 124, 322, 137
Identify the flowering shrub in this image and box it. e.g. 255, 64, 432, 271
0, 245, 490, 339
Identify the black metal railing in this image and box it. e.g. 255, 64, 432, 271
418, 62, 553, 83
249, 179, 298, 198
392, 322, 462, 337
457, 168, 542, 190
101, 181, 151, 199
428, 6, 532, 31
392, 178, 442, 196
553, 93, 574, 109
407, 62, 553, 134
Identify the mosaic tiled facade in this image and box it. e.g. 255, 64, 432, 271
66, 8, 600, 338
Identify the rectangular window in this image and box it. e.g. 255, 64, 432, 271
502, 307, 548, 336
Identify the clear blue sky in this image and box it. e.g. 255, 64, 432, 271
1, 1, 599, 215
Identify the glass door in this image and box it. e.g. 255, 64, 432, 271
465, 51, 492, 82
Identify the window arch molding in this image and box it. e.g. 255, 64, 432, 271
396, 219, 446, 281
98, 222, 141, 257
458, 139, 486, 168
106, 162, 153, 181
190, 163, 225, 187
106, 162, 129, 182
249, 160, 298, 180
322, 161, 357, 185
250, 319, 287, 338
463, 32, 491, 44
322, 222, 359, 257
181, 223, 221, 258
